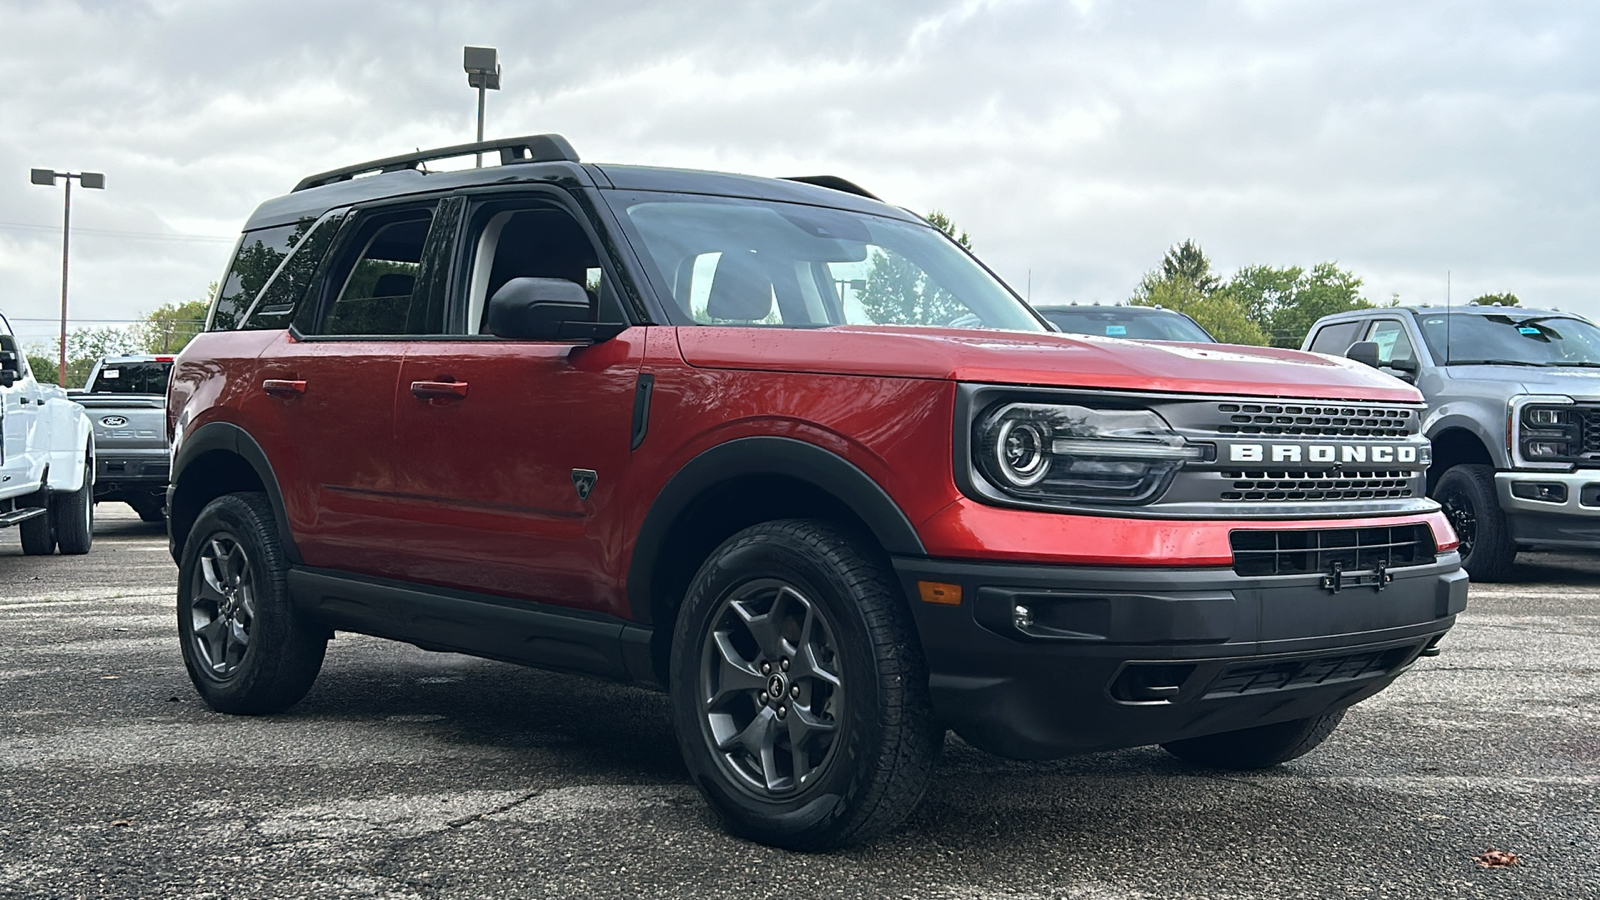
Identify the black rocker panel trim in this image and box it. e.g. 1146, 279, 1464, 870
625, 435, 926, 624
288, 567, 658, 685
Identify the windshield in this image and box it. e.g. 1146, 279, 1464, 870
87, 360, 173, 394
608, 194, 1045, 332
1038, 307, 1215, 342
1417, 313, 1600, 366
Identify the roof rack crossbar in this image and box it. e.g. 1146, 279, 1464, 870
781, 175, 879, 200
292, 134, 580, 192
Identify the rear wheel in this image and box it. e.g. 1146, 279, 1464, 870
177, 492, 327, 714
17, 485, 54, 556
1161, 709, 1346, 769
670, 520, 938, 850
52, 453, 94, 555
1433, 463, 1515, 581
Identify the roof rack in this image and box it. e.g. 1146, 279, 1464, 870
292, 134, 580, 193
782, 175, 879, 200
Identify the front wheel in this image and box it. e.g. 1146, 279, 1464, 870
1161, 709, 1346, 769
670, 520, 938, 851
177, 492, 327, 714
1433, 463, 1515, 581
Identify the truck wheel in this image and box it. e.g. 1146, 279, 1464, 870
1433, 463, 1515, 581
52, 455, 95, 555
1161, 709, 1346, 769
17, 485, 54, 556
670, 519, 938, 850
130, 496, 166, 524
177, 492, 327, 714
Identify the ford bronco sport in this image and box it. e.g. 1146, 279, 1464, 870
168, 134, 1466, 849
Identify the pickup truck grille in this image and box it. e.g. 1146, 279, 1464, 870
1214, 403, 1415, 439
1581, 409, 1600, 457
1229, 524, 1436, 577
1220, 470, 1415, 502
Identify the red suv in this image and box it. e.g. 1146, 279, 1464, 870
168, 134, 1466, 849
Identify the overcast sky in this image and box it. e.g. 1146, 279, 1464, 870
1, 0, 1596, 346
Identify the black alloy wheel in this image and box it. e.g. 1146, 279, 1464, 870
670, 519, 938, 851
177, 492, 327, 714
699, 579, 844, 797
1431, 463, 1515, 581
188, 533, 258, 678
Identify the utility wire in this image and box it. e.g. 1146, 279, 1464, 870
0, 221, 235, 244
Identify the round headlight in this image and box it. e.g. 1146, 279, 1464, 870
994, 418, 1050, 487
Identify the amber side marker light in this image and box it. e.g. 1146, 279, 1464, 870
918, 581, 963, 605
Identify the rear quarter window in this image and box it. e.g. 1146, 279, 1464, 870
210, 216, 328, 331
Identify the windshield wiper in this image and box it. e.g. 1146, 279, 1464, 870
1443, 359, 1555, 367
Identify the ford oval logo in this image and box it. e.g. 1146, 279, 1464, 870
100, 416, 128, 428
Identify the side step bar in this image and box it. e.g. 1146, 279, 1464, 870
0, 507, 46, 527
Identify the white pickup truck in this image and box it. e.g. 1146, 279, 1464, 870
0, 311, 96, 555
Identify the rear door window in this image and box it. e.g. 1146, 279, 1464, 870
300, 203, 449, 337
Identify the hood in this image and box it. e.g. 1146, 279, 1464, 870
1444, 364, 1600, 400
676, 327, 1422, 402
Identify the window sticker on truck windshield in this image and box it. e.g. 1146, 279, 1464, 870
1105, 325, 1127, 335
1519, 326, 1541, 335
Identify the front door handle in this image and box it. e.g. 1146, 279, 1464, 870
410, 380, 469, 400
262, 379, 307, 398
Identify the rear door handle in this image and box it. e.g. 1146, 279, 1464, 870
410, 380, 469, 400
262, 379, 307, 398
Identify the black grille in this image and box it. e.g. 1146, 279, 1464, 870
1215, 403, 1414, 438
1581, 409, 1600, 457
1201, 645, 1421, 699
1230, 524, 1436, 577
1220, 470, 1415, 502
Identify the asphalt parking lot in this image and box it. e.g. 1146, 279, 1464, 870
1, 507, 1596, 899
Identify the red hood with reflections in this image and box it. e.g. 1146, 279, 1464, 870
675, 326, 1422, 402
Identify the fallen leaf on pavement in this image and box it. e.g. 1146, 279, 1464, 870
1475, 848, 1520, 868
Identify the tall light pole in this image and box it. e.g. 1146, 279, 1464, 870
30, 168, 104, 387
463, 46, 501, 167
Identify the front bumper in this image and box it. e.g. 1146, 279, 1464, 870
1496, 470, 1600, 547
894, 552, 1466, 760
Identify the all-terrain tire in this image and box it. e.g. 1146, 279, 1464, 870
670, 519, 939, 851
17, 484, 54, 556
1161, 709, 1346, 769
177, 492, 327, 714
1433, 463, 1515, 581
52, 453, 94, 555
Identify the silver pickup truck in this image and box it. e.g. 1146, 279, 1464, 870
1304, 305, 1600, 580
71, 355, 173, 523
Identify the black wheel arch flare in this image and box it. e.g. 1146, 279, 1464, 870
625, 436, 926, 625
168, 421, 300, 566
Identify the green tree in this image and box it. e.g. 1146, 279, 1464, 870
1226, 262, 1372, 347
859, 210, 971, 326
26, 352, 58, 385
1469, 292, 1520, 307
1134, 279, 1268, 345
136, 292, 212, 353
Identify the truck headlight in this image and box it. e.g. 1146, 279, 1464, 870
973, 402, 1204, 505
1518, 402, 1581, 463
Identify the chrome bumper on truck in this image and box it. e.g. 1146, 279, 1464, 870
893, 542, 1466, 760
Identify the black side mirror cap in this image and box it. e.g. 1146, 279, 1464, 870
1386, 356, 1419, 373
0, 370, 15, 388
1346, 340, 1381, 369
486, 277, 626, 342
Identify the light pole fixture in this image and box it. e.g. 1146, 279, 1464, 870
30, 168, 104, 387
463, 46, 502, 168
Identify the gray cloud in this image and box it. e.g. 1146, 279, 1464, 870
1, 0, 1596, 347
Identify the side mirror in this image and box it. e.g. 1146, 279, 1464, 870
1346, 341, 1381, 369
485, 277, 625, 342
0, 350, 19, 387
1386, 356, 1419, 374
0, 370, 14, 388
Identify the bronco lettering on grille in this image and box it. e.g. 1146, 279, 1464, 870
1227, 444, 1420, 464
